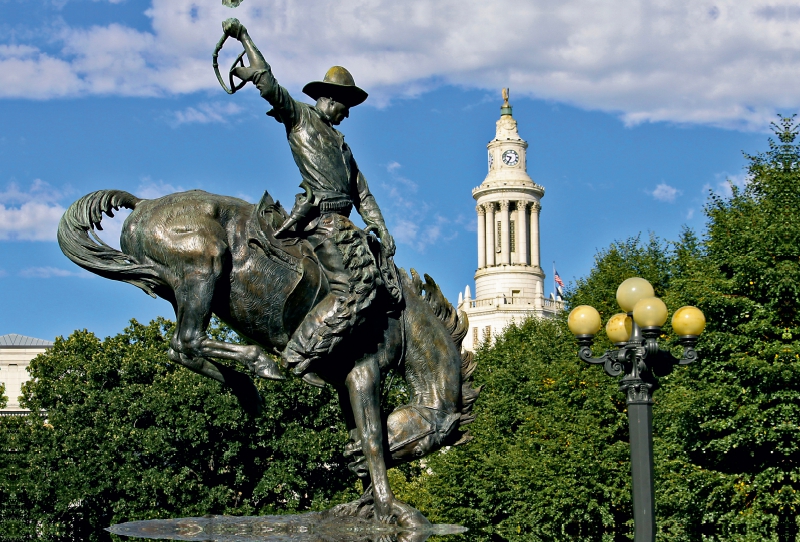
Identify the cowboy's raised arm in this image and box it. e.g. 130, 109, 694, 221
223, 18, 301, 127
354, 170, 396, 256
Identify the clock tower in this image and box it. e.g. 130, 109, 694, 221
458, 89, 561, 351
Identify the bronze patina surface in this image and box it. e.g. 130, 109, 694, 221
57, 18, 479, 529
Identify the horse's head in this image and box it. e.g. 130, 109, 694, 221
387, 405, 460, 462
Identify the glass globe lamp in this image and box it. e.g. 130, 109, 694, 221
568, 305, 602, 336
672, 306, 706, 336
606, 313, 632, 343
632, 297, 668, 328
616, 277, 655, 312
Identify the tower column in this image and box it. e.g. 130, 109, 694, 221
485, 203, 496, 267
500, 200, 511, 265
530, 201, 541, 268
476, 204, 486, 269
517, 200, 529, 265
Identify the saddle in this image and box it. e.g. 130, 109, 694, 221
245, 191, 403, 340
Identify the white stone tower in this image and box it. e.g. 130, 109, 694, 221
458, 89, 562, 351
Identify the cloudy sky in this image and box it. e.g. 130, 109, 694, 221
0, 0, 789, 341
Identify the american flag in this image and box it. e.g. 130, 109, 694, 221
554, 270, 565, 297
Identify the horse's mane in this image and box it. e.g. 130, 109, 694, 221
402, 269, 482, 446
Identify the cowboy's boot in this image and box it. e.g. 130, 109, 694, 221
282, 293, 342, 387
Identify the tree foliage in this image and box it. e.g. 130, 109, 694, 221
393, 316, 632, 540
0, 318, 357, 540
398, 118, 800, 540
652, 117, 800, 539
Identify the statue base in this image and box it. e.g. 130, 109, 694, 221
107, 513, 467, 542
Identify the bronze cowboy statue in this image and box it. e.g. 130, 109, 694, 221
218, 18, 399, 389
57, 17, 479, 528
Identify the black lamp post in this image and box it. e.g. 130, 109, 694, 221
567, 278, 706, 542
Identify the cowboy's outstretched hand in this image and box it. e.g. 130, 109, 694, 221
222, 18, 245, 40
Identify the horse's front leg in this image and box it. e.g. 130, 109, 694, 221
345, 357, 430, 527
345, 354, 395, 522
344, 355, 429, 528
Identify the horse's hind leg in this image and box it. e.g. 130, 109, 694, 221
169, 269, 284, 381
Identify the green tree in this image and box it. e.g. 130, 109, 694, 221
654, 117, 800, 538
394, 316, 633, 540
1, 318, 358, 540
405, 118, 800, 540
397, 233, 680, 540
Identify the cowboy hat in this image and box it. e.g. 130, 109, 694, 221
302, 66, 368, 108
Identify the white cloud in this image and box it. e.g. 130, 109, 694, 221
2, 0, 800, 128
18, 267, 92, 279
716, 171, 751, 197
0, 179, 70, 205
0, 45, 85, 99
379, 161, 455, 252
392, 218, 419, 247
136, 178, 184, 199
171, 102, 243, 126
0, 201, 66, 241
455, 212, 477, 232
0, 180, 73, 241
705, 171, 751, 198
686, 208, 695, 220
651, 183, 681, 203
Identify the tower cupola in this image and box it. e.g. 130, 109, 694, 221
459, 89, 560, 351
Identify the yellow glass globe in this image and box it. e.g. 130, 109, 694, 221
568, 305, 602, 336
616, 277, 655, 312
606, 313, 633, 343
632, 297, 669, 328
672, 306, 706, 336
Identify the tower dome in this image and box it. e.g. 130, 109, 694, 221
459, 89, 561, 351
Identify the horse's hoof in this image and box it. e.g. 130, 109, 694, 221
343, 438, 362, 457
392, 501, 431, 529
254, 358, 286, 381
302, 372, 327, 388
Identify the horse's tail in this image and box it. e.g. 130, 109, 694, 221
57, 190, 165, 298
407, 269, 482, 446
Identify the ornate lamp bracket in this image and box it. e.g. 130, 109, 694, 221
639, 327, 700, 377
575, 335, 625, 377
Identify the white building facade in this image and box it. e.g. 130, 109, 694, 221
458, 91, 562, 351
0, 333, 52, 416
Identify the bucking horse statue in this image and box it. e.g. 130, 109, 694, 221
56, 17, 480, 529
57, 188, 480, 527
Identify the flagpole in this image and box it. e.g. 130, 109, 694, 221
553, 261, 556, 300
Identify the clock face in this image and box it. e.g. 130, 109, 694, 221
502, 149, 519, 166
488, 151, 494, 170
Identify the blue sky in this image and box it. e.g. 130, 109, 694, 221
0, 0, 790, 341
